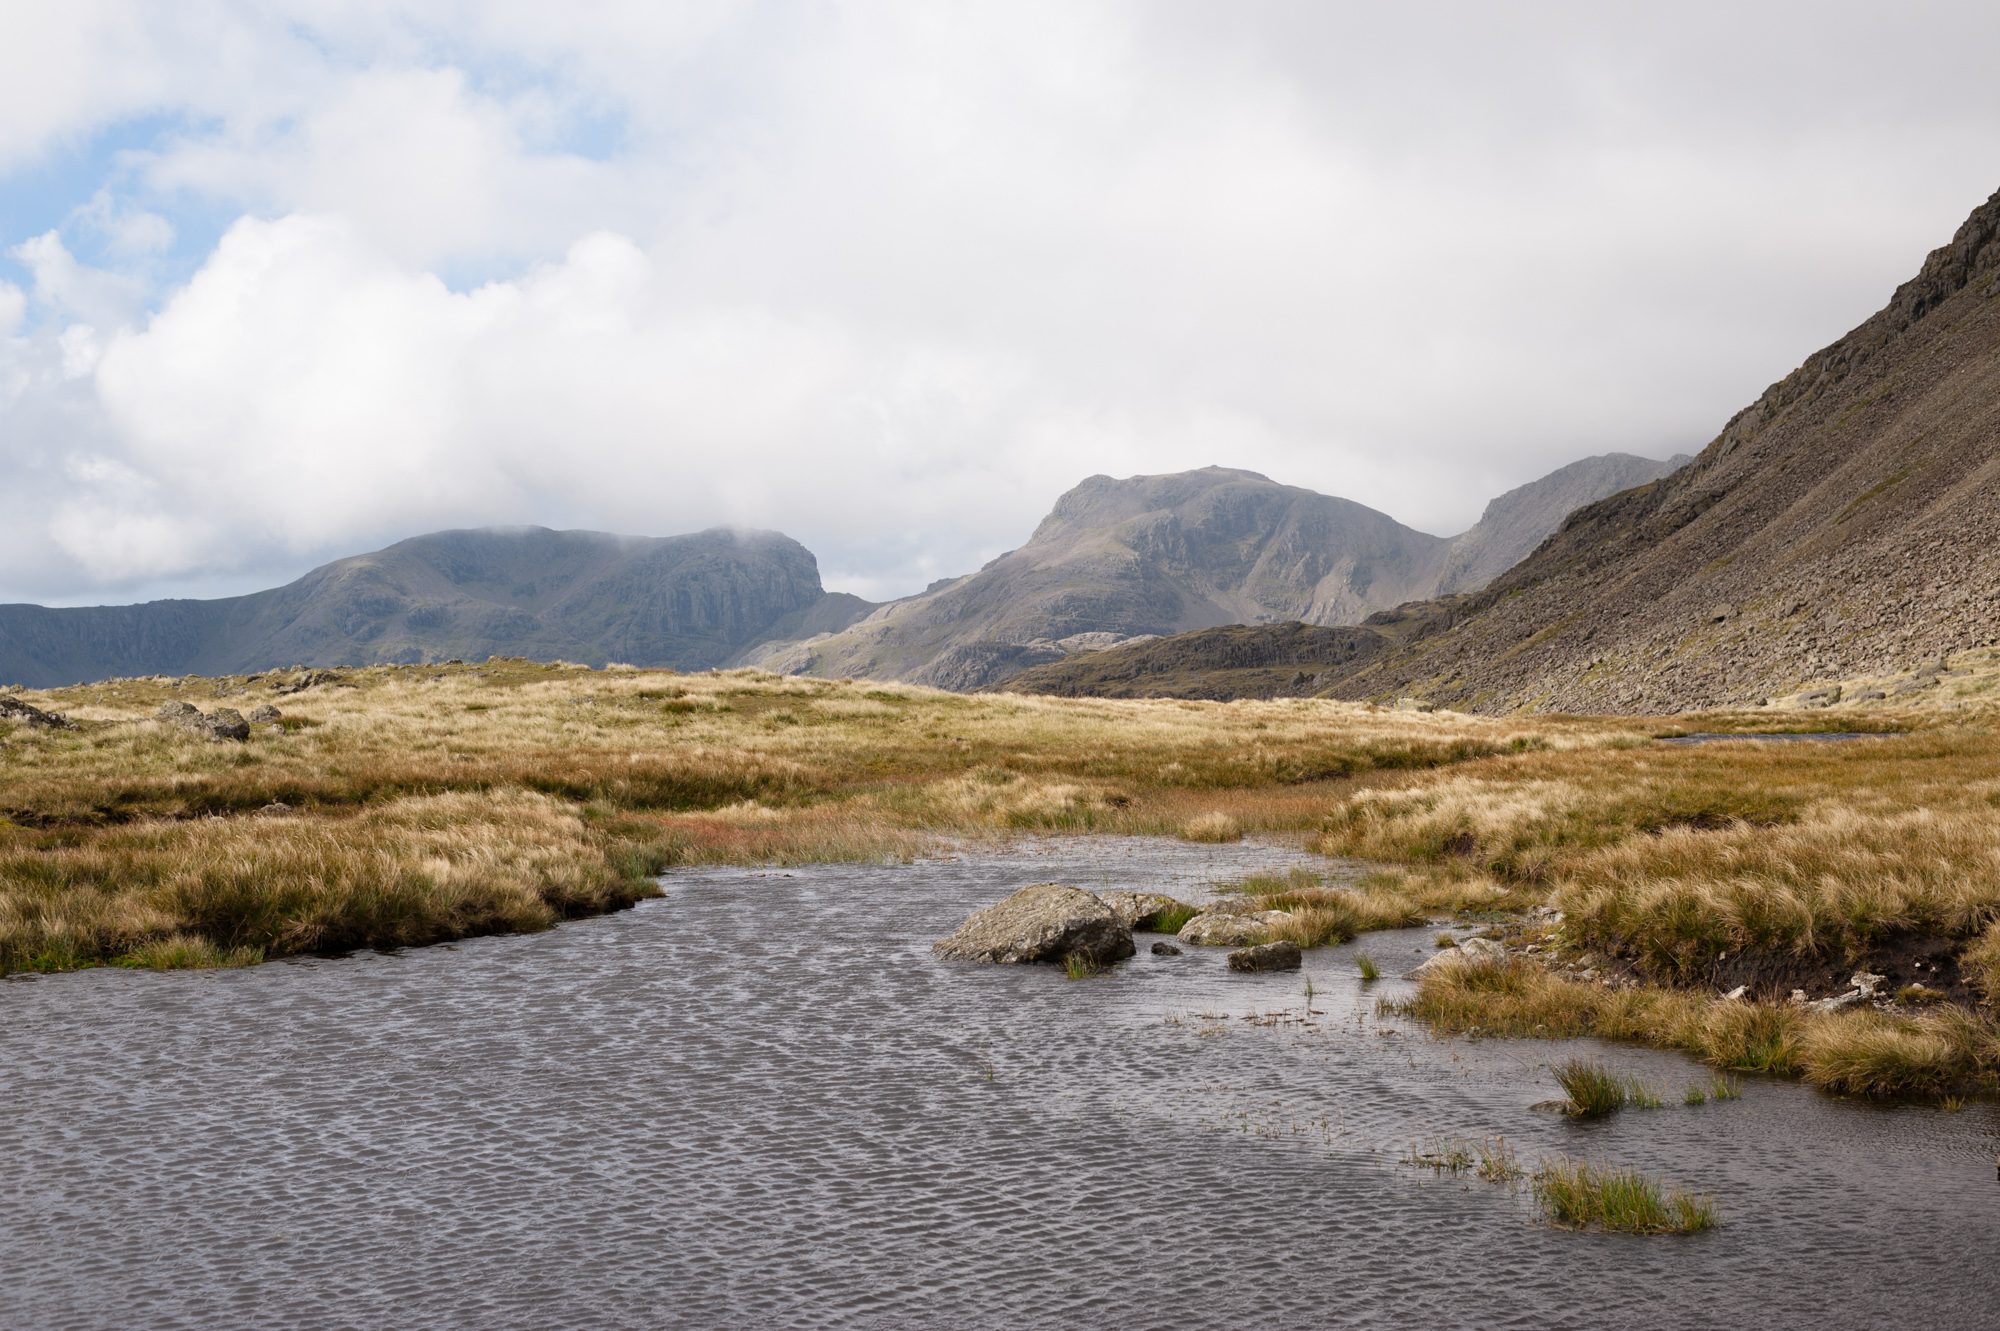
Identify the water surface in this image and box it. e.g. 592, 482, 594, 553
3, 838, 1994, 1330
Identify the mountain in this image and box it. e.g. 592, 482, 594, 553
747, 454, 1685, 690
1433, 452, 1690, 595
1316, 185, 2000, 713
743, 467, 1452, 689
0, 527, 874, 687
1020, 186, 2000, 713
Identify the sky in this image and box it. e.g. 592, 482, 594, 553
3, 2, 1999, 607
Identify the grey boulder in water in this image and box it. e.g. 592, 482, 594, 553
1097, 890, 1194, 931
934, 884, 1136, 966
1226, 941, 1303, 973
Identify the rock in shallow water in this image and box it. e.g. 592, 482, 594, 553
1403, 936, 1507, 979
933, 883, 1135, 967
1177, 899, 1297, 947
1099, 890, 1195, 931
1226, 941, 1302, 973
1151, 941, 1183, 956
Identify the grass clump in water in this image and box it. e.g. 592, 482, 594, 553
1356, 953, 1380, 982
1532, 1157, 1716, 1234
1063, 953, 1106, 980
1404, 1135, 1475, 1174
1554, 1058, 1663, 1117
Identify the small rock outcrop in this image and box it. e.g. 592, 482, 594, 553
1177, 898, 1297, 947
1226, 941, 1303, 973
247, 704, 282, 723
1099, 891, 1195, 931
1151, 941, 1184, 956
156, 700, 250, 743
0, 697, 75, 730
933, 884, 1136, 966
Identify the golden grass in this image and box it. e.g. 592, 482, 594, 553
1397, 954, 2000, 1098
0, 661, 1604, 972
1319, 728, 2000, 992
0, 790, 649, 972
10, 653, 2000, 1103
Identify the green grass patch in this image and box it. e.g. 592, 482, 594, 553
1533, 1157, 1716, 1234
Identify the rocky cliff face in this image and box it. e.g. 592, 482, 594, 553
1325, 186, 2000, 712
748, 454, 1684, 691
0, 527, 869, 687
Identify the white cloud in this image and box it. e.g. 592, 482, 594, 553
3, 1, 2000, 605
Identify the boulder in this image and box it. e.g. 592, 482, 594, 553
248, 704, 283, 724
203, 708, 251, 742
0, 697, 75, 730
1150, 941, 1183, 956
934, 884, 1135, 967
1797, 685, 1843, 708
1177, 898, 1298, 947
1226, 941, 1303, 973
1403, 936, 1507, 980
1099, 890, 1194, 931
157, 701, 250, 742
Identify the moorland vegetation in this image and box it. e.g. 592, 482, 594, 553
4, 657, 1999, 1100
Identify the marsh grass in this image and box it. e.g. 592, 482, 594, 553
1399, 954, 2000, 1101
1554, 1059, 1663, 1118
1316, 727, 2000, 994
2, 663, 1583, 974
1476, 1135, 1524, 1182
1532, 1158, 1716, 1234
1178, 812, 1243, 843
1356, 953, 1380, 982
1405, 1135, 1475, 1174
1063, 953, 1106, 980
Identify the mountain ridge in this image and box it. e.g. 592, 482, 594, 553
1011, 185, 2000, 713
746, 453, 1684, 689
0, 526, 871, 687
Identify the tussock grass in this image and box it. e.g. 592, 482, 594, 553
4, 663, 1584, 973
1316, 730, 2000, 991
1214, 867, 1445, 948
1178, 812, 1243, 843
1553, 1059, 1663, 1117
1533, 1158, 1715, 1234
11, 659, 2000, 1021
0, 790, 651, 972
1356, 953, 1380, 982
1398, 954, 2000, 1100
1405, 1135, 1475, 1174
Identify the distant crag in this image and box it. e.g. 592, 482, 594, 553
0, 526, 873, 688
748, 455, 1682, 691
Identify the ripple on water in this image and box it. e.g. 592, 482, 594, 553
1, 838, 1995, 1331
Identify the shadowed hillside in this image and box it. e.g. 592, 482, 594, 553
0, 527, 872, 687
1326, 185, 2000, 712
